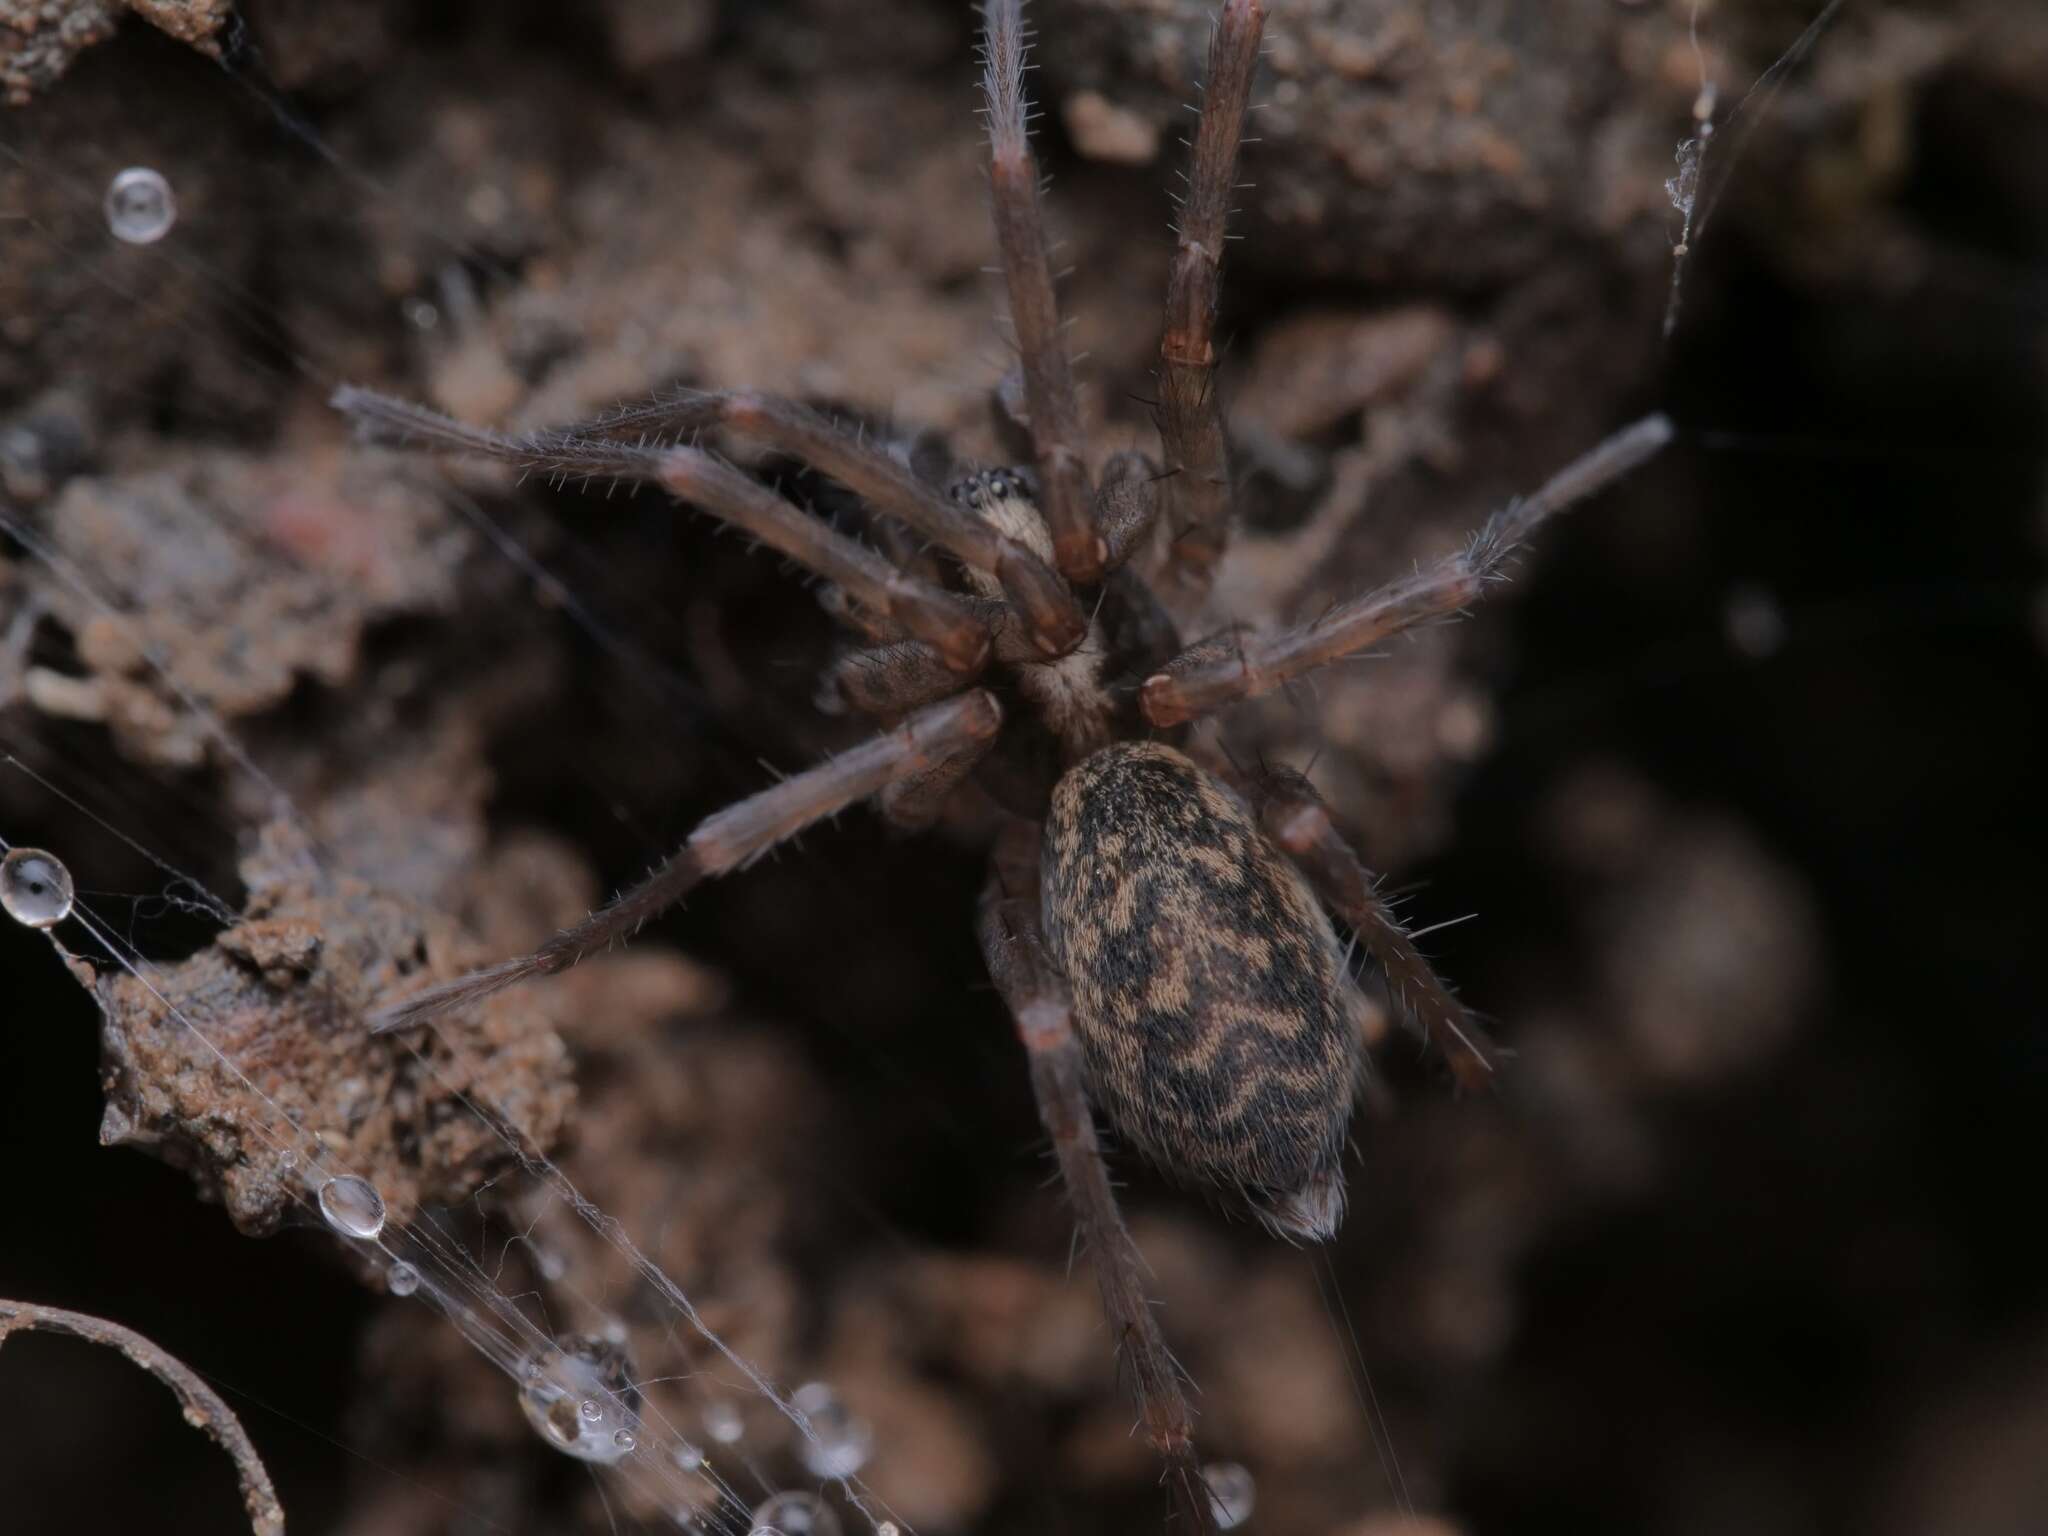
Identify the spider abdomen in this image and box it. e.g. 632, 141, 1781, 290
1040, 742, 1360, 1239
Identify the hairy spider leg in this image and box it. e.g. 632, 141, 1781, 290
980, 0, 1102, 586
978, 822, 1220, 1536
1155, 0, 1266, 604
580, 388, 1087, 657
1251, 766, 1500, 1090
1140, 412, 1675, 727
331, 386, 991, 674
368, 691, 1003, 1032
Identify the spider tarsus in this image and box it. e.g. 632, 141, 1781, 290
1470, 411, 1675, 574
978, 0, 1033, 160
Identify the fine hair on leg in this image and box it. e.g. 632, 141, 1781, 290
333, 386, 993, 674
372, 692, 1003, 1032
1141, 413, 1674, 727
980, 0, 1103, 585
580, 387, 1087, 657
822, 639, 963, 720
978, 822, 1219, 1536
1093, 449, 1166, 572
1154, 0, 1266, 603
1251, 766, 1499, 1090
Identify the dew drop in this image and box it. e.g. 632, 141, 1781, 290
518, 1335, 641, 1464
703, 1398, 744, 1445
874, 1525, 900, 1536
791, 1381, 872, 1479
316, 1174, 386, 1240
386, 1261, 419, 1297
104, 167, 177, 245
749, 1491, 842, 1536
1202, 1461, 1256, 1530
2, 848, 75, 929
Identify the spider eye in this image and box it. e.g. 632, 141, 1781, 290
946, 466, 1041, 511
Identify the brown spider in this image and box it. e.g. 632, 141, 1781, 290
335, 0, 1668, 1526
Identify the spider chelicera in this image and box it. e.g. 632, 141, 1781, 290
336, 1, 1668, 1527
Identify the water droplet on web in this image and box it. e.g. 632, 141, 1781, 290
1202, 1461, 1256, 1530
873, 1524, 900, 1536
749, 1491, 842, 1536
104, 167, 177, 244
792, 1381, 872, 1479
387, 1261, 419, 1297
703, 1398, 744, 1444
2, 848, 74, 928
316, 1174, 387, 1239
518, 1335, 642, 1464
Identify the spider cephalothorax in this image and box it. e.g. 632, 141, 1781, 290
335, 1, 1669, 1526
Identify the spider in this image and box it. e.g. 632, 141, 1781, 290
335, 1, 1668, 1527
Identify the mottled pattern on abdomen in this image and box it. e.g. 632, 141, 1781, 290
1041, 743, 1359, 1203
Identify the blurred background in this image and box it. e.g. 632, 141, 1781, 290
2, 2, 2043, 1533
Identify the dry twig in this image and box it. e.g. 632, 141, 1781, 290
0, 1297, 286, 1536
